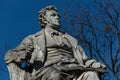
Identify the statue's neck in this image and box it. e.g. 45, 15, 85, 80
45, 25, 60, 32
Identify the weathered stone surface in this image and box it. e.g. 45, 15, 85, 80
5, 5, 106, 80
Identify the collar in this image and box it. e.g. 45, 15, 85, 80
45, 27, 64, 37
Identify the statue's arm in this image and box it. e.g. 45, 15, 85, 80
65, 33, 106, 69
4, 35, 34, 80
5, 35, 34, 64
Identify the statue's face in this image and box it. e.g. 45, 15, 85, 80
45, 10, 60, 29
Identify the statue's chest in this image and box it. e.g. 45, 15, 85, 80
45, 33, 72, 49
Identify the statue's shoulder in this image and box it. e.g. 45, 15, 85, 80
64, 32, 77, 42
27, 30, 44, 39
64, 32, 78, 46
20, 30, 44, 44
33, 30, 44, 37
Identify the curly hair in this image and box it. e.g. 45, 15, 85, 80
38, 5, 57, 28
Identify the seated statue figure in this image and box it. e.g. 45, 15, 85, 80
5, 5, 106, 80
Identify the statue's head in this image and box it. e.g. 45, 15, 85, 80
38, 5, 60, 30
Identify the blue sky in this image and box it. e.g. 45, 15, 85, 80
0, 0, 93, 80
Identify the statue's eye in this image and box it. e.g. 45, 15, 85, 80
51, 14, 60, 18
51, 14, 56, 17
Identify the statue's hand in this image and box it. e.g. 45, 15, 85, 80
85, 59, 106, 69
26, 44, 34, 54
91, 62, 106, 69
25, 44, 34, 59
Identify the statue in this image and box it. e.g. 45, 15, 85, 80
5, 5, 106, 80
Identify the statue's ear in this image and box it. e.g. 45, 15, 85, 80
38, 16, 48, 24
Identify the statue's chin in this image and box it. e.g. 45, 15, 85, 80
52, 25, 61, 30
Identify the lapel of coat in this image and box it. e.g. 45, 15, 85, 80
34, 29, 46, 54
